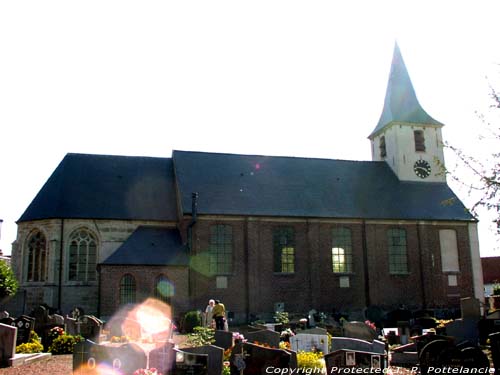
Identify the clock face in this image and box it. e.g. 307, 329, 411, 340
414, 159, 431, 179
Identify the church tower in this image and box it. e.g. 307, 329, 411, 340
369, 43, 446, 183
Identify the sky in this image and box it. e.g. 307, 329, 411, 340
1, 1, 499, 257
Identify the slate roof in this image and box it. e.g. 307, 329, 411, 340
173, 150, 474, 222
102, 226, 188, 266
18, 153, 177, 222
369, 43, 443, 138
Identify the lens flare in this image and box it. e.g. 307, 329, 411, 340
156, 279, 174, 298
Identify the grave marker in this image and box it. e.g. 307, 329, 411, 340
214, 330, 233, 350
184, 344, 223, 375
0, 323, 17, 367
245, 329, 280, 348
290, 333, 329, 354
342, 321, 377, 342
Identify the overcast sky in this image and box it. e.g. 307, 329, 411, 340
1, 1, 499, 256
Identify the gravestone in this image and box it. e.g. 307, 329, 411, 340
325, 349, 385, 374
414, 317, 437, 329
52, 314, 65, 326
78, 315, 102, 341
461, 297, 481, 320
150, 342, 175, 375
65, 316, 78, 336
184, 345, 223, 375
342, 321, 377, 342
365, 305, 384, 327
13, 315, 35, 346
331, 337, 385, 354
72, 339, 148, 374
245, 329, 280, 348
384, 308, 412, 327
214, 330, 233, 349
490, 332, 500, 375
0, 316, 14, 326
297, 327, 328, 336
459, 345, 490, 369
445, 318, 479, 345
290, 333, 329, 354
173, 348, 208, 375
0, 323, 17, 367
230, 342, 291, 375
419, 339, 462, 375
0, 311, 9, 320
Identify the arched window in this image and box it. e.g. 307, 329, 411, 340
120, 274, 136, 305
68, 229, 97, 282
27, 231, 47, 282
154, 274, 174, 303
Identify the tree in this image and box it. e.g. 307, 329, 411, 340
0, 259, 19, 299
443, 81, 500, 233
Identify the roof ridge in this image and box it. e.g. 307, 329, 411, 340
173, 149, 374, 164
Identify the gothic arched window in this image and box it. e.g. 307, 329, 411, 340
68, 229, 97, 282
27, 231, 47, 282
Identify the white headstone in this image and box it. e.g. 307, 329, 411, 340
290, 333, 329, 354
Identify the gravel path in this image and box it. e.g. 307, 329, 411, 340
1, 354, 72, 375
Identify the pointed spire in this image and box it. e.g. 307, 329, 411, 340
369, 42, 443, 138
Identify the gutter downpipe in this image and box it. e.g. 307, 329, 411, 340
416, 222, 427, 308
362, 220, 371, 307
57, 219, 64, 312
187, 193, 198, 298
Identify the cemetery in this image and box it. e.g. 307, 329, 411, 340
0, 296, 499, 374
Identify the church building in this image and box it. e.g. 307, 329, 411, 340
11, 44, 484, 323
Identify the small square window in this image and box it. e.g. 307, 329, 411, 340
216, 276, 228, 289
448, 274, 458, 286
339, 276, 350, 288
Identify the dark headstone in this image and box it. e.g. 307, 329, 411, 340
365, 305, 384, 327
384, 308, 412, 326
214, 330, 233, 350
0, 317, 15, 327
342, 321, 377, 341
419, 339, 462, 375
331, 337, 385, 354
0, 323, 17, 367
13, 315, 35, 346
325, 349, 386, 374
173, 348, 208, 375
461, 297, 481, 320
414, 317, 437, 329
445, 318, 479, 345
78, 315, 102, 341
459, 345, 490, 369
245, 329, 280, 348
72, 339, 147, 374
229, 342, 291, 375
490, 332, 500, 375
184, 345, 223, 375
150, 342, 175, 375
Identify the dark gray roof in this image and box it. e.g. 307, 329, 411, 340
18, 153, 177, 222
173, 150, 474, 222
369, 43, 443, 138
101, 226, 188, 266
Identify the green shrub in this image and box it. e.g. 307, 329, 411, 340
0, 260, 18, 299
274, 311, 289, 325
186, 326, 215, 347
16, 331, 43, 353
183, 310, 202, 333
48, 334, 84, 354
297, 351, 323, 370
